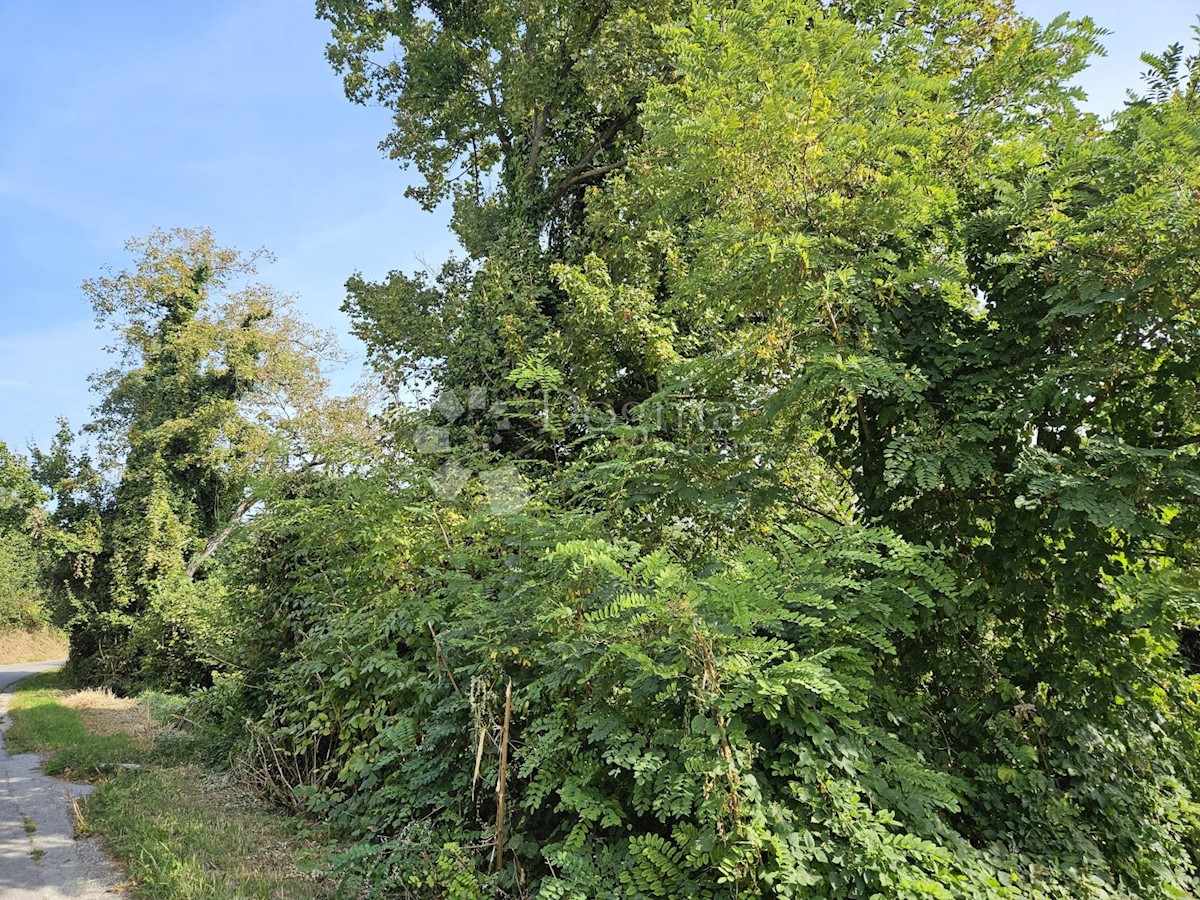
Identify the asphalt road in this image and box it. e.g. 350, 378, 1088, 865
0, 662, 123, 898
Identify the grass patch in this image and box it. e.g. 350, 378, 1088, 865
79, 768, 334, 899
5, 667, 337, 898
4, 670, 147, 779
0, 626, 68, 664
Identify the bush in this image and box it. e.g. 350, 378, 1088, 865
226, 477, 1200, 898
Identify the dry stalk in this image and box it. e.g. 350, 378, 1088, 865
472, 726, 487, 800
67, 790, 84, 832
469, 676, 501, 801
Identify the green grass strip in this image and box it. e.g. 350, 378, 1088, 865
5, 670, 144, 778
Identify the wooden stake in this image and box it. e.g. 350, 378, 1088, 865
493, 679, 513, 872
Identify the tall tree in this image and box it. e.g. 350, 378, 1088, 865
54, 228, 365, 688
322, 0, 686, 448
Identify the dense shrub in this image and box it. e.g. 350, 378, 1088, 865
206, 3, 1200, 896
225, 476, 1200, 898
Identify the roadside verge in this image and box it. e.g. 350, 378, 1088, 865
4, 668, 336, 899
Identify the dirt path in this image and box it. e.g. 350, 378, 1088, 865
0, 662, 123, 899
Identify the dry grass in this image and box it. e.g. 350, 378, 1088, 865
62, 688, 156, 741
0, 627, 68, 664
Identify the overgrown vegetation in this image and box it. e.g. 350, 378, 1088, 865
30, 229, 371, 690
0, 439, 66, 663
11, 2, 1200, 898
79, 768, 335, 900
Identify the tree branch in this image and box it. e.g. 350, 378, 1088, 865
1161, 434, 1200, 449
555, 2, 612, 81
542, 160, 627, 209
186, 495, 256, 579
528, 104, 547, 190
483, 81, 513, 154
538, 106, 638, 210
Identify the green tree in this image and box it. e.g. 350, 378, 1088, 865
323, 0, 686, 438
0, 441, 43, 530
51, 228, 366, 689
28, 420, 106, 627
0, 442, 49, 629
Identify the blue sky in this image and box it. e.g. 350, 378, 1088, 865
1, 0, 1197, 453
